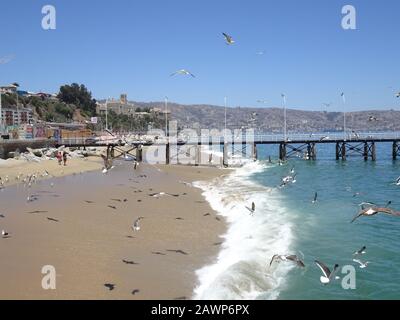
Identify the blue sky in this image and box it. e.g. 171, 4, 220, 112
0, 0, 399, 111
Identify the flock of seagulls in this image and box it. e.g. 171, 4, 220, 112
257, 158, 400, 286
268, 246, 370, 285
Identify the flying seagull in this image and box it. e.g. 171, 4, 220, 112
222, 32, 235, 45
315, 260, 340, 285
396, 92, 400, 98
312, 192, 318, 204
353, 246, 366, 255
132, 217, 144, 231
394, 176, 400, 186
170, 69, 195, 78
353, 259, 370, 269
269, 254, 305, 268
256, 51, 265, 55
351, 205, 400, 223
245, 202, 255, 215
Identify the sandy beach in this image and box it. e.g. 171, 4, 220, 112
0, 157, 104, 187
0, 160, 228, 299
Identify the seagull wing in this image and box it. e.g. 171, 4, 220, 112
359, 202, 377, 210
269, 255, 280, 267
329, 264, 340, 280
351, 211, 364, 223
315, 260, 331, 278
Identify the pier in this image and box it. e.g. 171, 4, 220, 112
2, 132, 400, 165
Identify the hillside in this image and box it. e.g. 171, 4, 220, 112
132, 101, 400, 133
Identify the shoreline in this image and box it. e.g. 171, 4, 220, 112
0, 161, 229, 299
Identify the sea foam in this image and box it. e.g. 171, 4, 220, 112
192, 161, 294, 300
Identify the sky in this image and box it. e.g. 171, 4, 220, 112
0, 0, 399, 111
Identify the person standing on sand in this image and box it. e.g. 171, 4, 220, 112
56, 151, 62, 165
63, 151, 68, 166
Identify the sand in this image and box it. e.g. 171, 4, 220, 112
0, 161, 228, 299
0, 157, 104, 187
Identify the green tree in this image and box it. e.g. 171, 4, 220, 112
57, 83, 97, 116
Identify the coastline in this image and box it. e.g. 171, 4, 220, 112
0, 162, 228, 299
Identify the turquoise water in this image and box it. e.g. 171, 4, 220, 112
254, 143, 400, 299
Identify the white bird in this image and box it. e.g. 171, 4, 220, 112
27, 195, 38, 202
170, 69, 195, 78
1, 230, 9, 238
132, 217, 144, 231
395, 92, 400, 98
394, 176, 400, 186
353, 259, 370, 269
222, 32, 235, 45
256, 50, 265, 55
315, 260, 340, 285
353, 246, 366, 255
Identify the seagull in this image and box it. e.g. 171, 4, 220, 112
149, 192, 179, 198
322, 103, 331, 108
353, 259, 370, 269
256, 51, 265, 55
269, 254, 305, 268
104, 283, 115, 291
2, 230, 9, 238
27, 195, 38, 202
131, 289, 140, 295
312, 192, 318, 204
170, 69, 195, 78
245, 202, 255, 215
257, 100, 268, 104
222, 32, 235, 45
394, 176, 400, 186
369, 116, 378, 122
351, 205, 400, 223
315, 260, 340, 285
353, 246, 366, 255
396, 92, 400, 98
132, 217, 144, 231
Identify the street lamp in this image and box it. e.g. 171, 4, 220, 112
341, 92, 346, 141
105, 98, 109, 131
164, 96, 168, 137
281, 93, 287, 141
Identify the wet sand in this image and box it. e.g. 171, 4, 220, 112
0, 161, 227, 299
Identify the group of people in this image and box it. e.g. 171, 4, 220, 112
56, 151, 68, 166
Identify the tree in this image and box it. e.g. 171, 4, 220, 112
57, 83, 97, 116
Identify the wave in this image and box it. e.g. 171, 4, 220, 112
192, 161, 295, 300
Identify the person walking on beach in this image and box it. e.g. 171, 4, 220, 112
56, 151, 62, 165
63, 151, 68, 166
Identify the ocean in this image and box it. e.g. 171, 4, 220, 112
193, 142, 400, 300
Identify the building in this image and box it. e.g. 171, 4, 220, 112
0, 107, 34, 126
151, 107, 171, 119
0, 84, 18, 94
96, 94, 136, 116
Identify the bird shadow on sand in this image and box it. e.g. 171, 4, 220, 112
166, 249, 189, 255
122, 259, 139, 265
151, 251, 166, 256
